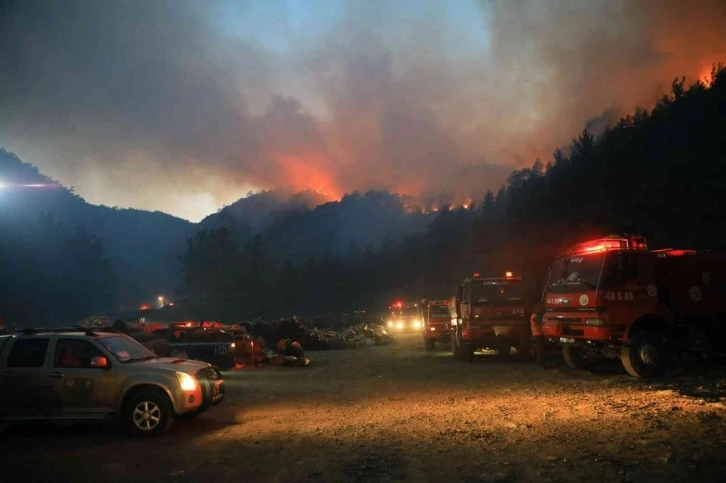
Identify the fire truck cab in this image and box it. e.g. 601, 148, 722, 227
422, 299, 452, 351
386, 301, 423, 333
451, 272, 531, 362
541, 235, 726, 378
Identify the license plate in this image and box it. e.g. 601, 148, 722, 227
560, 337, 575, 344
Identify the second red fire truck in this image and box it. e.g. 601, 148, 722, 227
450, 272, 532, 362
542, 235, 726, 378
422, 299, 452, 350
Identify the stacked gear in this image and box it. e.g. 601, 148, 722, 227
271, 338, 310, 367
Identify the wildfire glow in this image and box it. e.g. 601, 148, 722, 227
277, 155, 340, 202
698, 65, 714, 86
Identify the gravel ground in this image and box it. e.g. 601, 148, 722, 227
2, 334, 726, 483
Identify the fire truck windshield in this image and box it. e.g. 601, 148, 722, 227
429, 305, 450, 317
469, 280, 523, 305
400, 306, 419, 316
547, 252, 604, 293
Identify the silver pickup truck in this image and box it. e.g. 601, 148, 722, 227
0, 327, 225, 436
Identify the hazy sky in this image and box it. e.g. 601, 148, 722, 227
1, 0, 725, 221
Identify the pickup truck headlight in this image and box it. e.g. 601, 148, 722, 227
177, 372, 199, 391
585, 318, 606, 326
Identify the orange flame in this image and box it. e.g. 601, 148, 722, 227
277, 155, 340, 202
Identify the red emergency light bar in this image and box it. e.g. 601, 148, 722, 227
569, 235, 647, 254
653, 249, 697, 257
473, 272, 480, 278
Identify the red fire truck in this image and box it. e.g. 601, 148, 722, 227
541, 235, 726, 378
386, 301, 423, 333
422, 299, 452, 350
451, 272, 531, 362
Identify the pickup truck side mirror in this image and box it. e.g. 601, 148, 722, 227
91, 356, 109, 368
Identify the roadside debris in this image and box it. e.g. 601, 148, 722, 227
75, 315, 393, 370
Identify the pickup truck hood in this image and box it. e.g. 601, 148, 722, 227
136, 357, 212, 374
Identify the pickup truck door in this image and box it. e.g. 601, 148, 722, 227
49, 338, 118, 416
0, 336, 57, 417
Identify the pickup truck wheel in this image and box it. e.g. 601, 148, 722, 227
125, 390, 172, 437
424, 339, 435, 351
621, 330, 668, 378
562, 344, 598, 371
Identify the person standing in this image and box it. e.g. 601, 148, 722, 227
530, 302, 546, 366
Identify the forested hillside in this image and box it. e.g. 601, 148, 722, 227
178, 64, 726, 321
2, 65, 724, 325
0, 151, 193, 322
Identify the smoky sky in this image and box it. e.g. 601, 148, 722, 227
1, 0, 725, 221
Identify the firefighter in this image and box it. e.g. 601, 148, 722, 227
530, 301, 546, 366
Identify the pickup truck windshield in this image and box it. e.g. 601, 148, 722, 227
547, 252, 604, 294
470, 280, 523, 305
99, 335, 157, 362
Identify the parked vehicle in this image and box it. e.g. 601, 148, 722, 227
422, 299, 452, 350
150, 322, 236, 370
451, 272, 531, 362
0, 327, 225, 436
541, 235, 726, 377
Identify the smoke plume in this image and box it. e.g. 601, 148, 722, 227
1, 0, 724, 220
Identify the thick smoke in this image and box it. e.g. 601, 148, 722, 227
1, 0, 724, 220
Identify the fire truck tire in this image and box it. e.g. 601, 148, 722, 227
620, 330, 668, 378
452, 339, 461, 358
461, 343, 475, 363
425, 339, 435, 351
497, 340, 512, 359
562, 344, 597, 371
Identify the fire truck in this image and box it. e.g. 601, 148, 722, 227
450, 272, 531, 362
422, 299, 452, 350
541, 235, 726, 378
386, 301, 423, 333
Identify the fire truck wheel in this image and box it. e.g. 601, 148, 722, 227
562, 344, 598, 372
497, 340, 512, 359
621, 330, 667, 378
425, 339, 435, 351
452, 339, 461, 358
461, 343, 475, 363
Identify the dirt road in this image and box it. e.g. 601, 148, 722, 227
2, 334, 726, 482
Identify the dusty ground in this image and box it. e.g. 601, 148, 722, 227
2, 334, 726, 483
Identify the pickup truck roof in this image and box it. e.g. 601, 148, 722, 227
15, 326, 122, 337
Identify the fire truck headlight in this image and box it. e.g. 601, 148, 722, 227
430, 327, 436, 331
396, 321, 404, 329
412, 321, 421, 328
585, 318, 606, 326
387, 321, 393, 327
